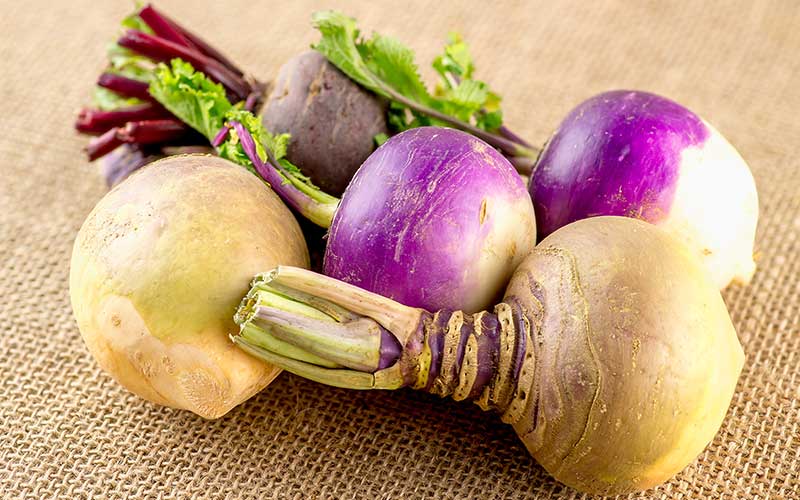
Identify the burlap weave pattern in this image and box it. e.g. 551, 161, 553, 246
1, 0, 798, 498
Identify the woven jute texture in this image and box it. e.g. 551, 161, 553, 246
1, 0, 798, 498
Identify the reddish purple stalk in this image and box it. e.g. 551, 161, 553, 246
86, 119, 188, 160
230, 121, 308, 214
76, 103, 171, 134
142, 3, 244, 77
118, 30, 249, 100
138, 4, 196, 50
97, 73, 154, 101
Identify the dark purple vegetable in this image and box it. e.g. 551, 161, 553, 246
529, 90, 758, 288
261, 51, 389, 196
231, 216, 744, 496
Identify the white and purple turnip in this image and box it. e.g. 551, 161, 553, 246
234, 125, 537, 313
529, 90, 758, 288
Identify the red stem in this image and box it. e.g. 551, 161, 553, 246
138, 4, 196, 50
86, 129, 125, 161
97, 73, 154, 101
85, 119, 189, 161
75, 103, 170, 134
117, 119, 188, 143
144, 3, 245, 77
118, 30, 249, 100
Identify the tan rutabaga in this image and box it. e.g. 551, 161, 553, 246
232, 216, 743, 495
70, 155, 309, 418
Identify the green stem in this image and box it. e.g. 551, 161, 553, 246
378, 83, 540, 164
232, 337, 377, 389
232, 268, 417, 390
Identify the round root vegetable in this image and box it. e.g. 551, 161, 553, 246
235, 125, 536, 313
529, 90, 758, 289
325, 127, 536, 312
232, 216, 743, 495
70, 155, 309, 418
261, 51, 389, 196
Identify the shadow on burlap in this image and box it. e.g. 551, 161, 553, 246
1, 0, 798, 498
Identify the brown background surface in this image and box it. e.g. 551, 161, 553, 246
1, 0, 798, 498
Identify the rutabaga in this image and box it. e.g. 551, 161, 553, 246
69, 155, 309, 418
232, 216, 744, 496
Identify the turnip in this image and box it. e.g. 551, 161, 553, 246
231, 216, 744, 495
261, 51, 389, 196
529, 90, 758, 288
69, 155, 309, 418
224, 122, 536, 313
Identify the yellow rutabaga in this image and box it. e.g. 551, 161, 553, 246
70, 155, 308, 418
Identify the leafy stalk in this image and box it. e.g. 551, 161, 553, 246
149, 60, 339, 227
311, 11, 539, 172
76, 3, 264, 183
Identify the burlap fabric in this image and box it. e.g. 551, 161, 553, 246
1, 0, 798, 498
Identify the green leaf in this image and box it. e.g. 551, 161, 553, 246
92, 85, 144, 111
477, 110, 503, 131
107, 43, 155, 82
311, 10, 507, 136
220, 107, 307, 180
120, 10, 154, 35
103, 10, 155, 82
311, 11, 381, 94
373, 133, 389, 146
362, 34, 432, 105
432, 32, 474, 83
148, 59, 232, 140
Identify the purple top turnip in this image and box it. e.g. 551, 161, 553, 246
229, 124, 536, 314
324, 127, 536, 312
529, 90, 758, 288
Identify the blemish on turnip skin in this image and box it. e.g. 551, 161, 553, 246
479, 199, 488, 224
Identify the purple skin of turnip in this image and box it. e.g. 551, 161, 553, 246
324, 127, 536, 313
234, 125, 536, 313
231, 216, 744, 496
529, 90, 758, 288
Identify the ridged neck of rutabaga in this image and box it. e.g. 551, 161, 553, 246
398, 299, 540, 425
